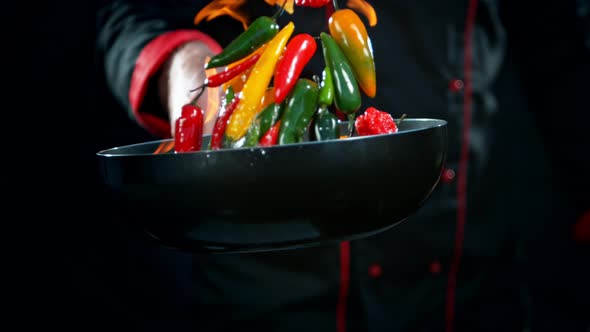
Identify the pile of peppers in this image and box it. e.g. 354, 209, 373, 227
175, 0, 392, 153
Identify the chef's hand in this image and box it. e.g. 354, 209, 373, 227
158, 41, 222, 136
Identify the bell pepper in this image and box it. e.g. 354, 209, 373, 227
320, 32, 361, 114
226, 22, 295, 141
174, 104, 204, 153
278, 78, 319, 145
273, 33, 317, 104
205, 16, 280, 69
329, 8, 376, 98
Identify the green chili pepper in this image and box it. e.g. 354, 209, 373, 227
206, 17, 280, 69
278, 79, 320, 145
318, 68, 334, 107
258, 102, 284, 139
243, 121, 261, 147
313, 108, 340, 141
320, 32, 361, 114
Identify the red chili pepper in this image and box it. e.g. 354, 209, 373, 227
259, 120, 281, 146
174, 104, 204, 153
295, 0, 330, 8
209, 97, 240, 150
206, 53, 260, 87
273, 34, 317, 104
354, 107, 398, 136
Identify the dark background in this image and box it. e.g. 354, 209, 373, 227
16, 1, 589, 331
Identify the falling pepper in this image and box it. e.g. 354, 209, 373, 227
225, 22, 295, 141
313, 68, 340, 141
259, 120, 281, 146
209, 89, 240, 150
329, 8, 376, 98
205, 16, 280, 69
294, 0, 330, 8
273, 33, 317, 104
320, 32, 361, 114
174, 104, 204, 153
278, 78, 320, 145
201, 53, 260, 88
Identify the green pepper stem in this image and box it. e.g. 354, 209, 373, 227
272, 0, 287, 20
189, 86, 206, 107
332, 0, 340, 11
347, 113, 355, 136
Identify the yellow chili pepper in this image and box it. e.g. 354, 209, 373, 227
226, 22, 295, 141
329, 9, 376, 98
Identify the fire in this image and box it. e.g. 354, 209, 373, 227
263, 0, 294, 14
194, 0, 250, 30
346, 0, 377, 26
153, 141, 175, 155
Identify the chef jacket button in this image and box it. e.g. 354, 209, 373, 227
429, 260, 442, 275
441, 168, 456, 183
368, 263, 382, 278
448, 79, 464, 93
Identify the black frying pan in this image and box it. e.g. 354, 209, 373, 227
97, 119, 447, 254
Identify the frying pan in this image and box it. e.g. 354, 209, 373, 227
97, 119, 447, 253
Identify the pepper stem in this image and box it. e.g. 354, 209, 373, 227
272, 0, 288, 20
396, 113, 407, 126
332, 0, 340, 11
189, 85, 207, 106
347, 113, 355, 137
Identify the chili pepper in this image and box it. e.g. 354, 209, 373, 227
243, 120, 262, 147
260, 87, 276, 111
202, 53, 260, 88
258, 102, 284, 140
294, 0, 330, 8
320, 32, 361, 114
318, 67, 334, 107
209, 94, 240, 150
259, 120, 281, 146
313, 108, 340, 141
174, 105, 204, 153
354, 106, 398, 136
273, 33, 317, 104
329, 8, 376, 97
206, 16, 279, 69
226, 22, 295, 141
278, 78, 319, 145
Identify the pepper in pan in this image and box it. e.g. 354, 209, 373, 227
273, 33, 317, 104
278, 78, 320, 145
313, 68, 340, 141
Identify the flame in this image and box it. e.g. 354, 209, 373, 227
153, 141, 175, 155
264, 0, 294, 14
194, 0, 250, 30
346, 0, 377, 26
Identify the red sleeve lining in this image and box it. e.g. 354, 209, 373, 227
129, 30, 222, 138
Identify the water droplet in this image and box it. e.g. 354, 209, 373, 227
260, 149, 266, 156
249, 162, 254, 167
206, 154, 211, 159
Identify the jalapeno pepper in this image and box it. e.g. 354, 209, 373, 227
174, 104, 204, 153
320, 32, 361, 114
318, 68, 334, 107
273, 33, 317, 104
209, 91, 240, 150
294, 0, 330, 8
206, 16, 280, 69
329, 8, 376, 98
226, 22, 295, 141
278, 78, 319, 145
259, 120, 281, 146
243, 120, 262, 147
313, 108, 340, 141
